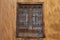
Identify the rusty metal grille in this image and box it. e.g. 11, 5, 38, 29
16, 3, 44, 38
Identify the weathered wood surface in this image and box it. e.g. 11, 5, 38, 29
17, 4, 44, 38
0, 0, 60, 40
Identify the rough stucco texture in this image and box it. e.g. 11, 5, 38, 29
0, 0, 60, 40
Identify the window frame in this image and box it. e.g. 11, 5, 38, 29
16, 2, 45, 38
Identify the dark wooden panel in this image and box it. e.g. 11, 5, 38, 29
16, 4, 44, 38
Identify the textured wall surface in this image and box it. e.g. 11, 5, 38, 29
0, 0, 60, 40
0, 0, 16, 40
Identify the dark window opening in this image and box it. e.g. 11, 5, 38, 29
16, 3, 45, 38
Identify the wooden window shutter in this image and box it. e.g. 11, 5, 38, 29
16, 3, 45, 38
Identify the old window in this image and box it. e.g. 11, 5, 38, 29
16, 3, 44, 38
